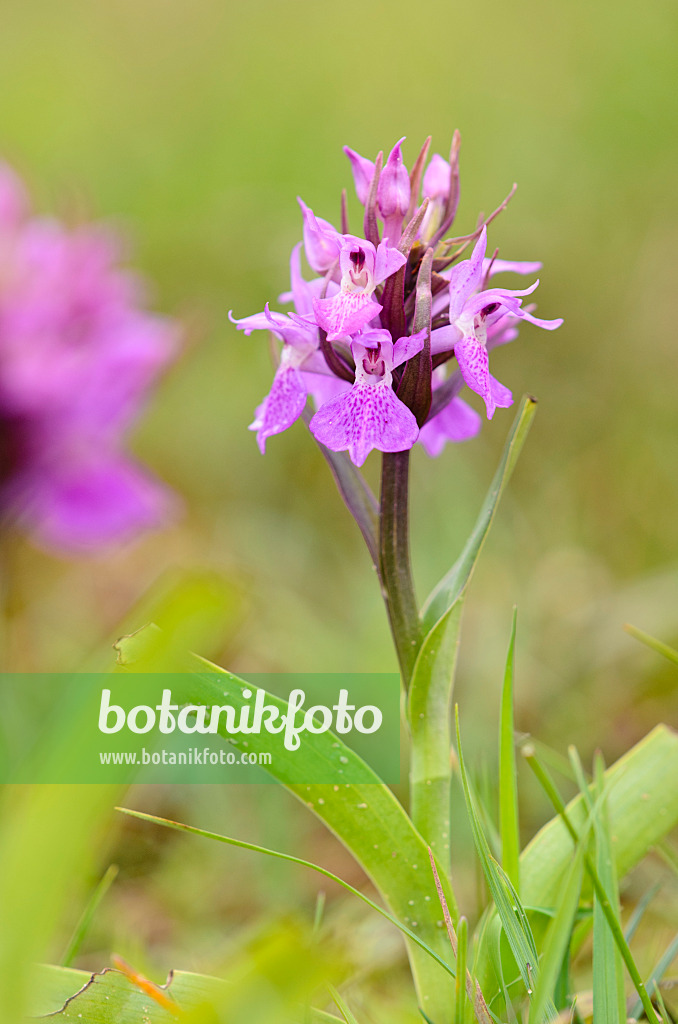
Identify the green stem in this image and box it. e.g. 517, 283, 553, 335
378, 451, 421, 687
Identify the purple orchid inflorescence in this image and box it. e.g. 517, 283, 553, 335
232, 135, 562, 468
0, 163, 179, 553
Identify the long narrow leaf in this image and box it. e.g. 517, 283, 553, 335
422, 396, 537, 629
62, 864, 119, 967
528, 846, 584, 1024
629, 934, 678, 1022
623, 624, 678, 666
499, 610, 520, 893
116, 807, 457, 985
455, 707, 556, 1020
409, 398, 536, 861
591, 756, 625, 1024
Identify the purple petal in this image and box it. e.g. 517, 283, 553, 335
313, 291, 382, 340
286, 242, 316, 316
231, 305, 317, 353
515, 309, 564, 330
338, 235, 377, 279
343, 146, 376, 205
297, 198, 341, 274
448, 226, 487, 322
249, 363, 308, 453
309, 382, 419, 467
419, 397, 481, 456
483, 257, 542, 277
230, 307, 288, 335
392, 329, 427, 368
422, 154, 451, 200
373, 241, 407, 285
465, 281, 540, 317
454, 334, 512, 418
357, 328, 392, 349
430, 323, 462, 355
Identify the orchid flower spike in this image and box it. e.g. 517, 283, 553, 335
234, 135, 562, 464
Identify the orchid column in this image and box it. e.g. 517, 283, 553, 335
232, 135, 562, 868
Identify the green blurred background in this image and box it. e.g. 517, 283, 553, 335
1, 0, 677, 1000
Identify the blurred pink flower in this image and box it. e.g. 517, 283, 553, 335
0, 163, 179, 553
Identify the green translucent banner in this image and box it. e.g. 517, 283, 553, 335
0, 672, 400, 784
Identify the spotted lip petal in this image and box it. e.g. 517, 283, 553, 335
249, 363, 308, 454
309, 380, 419, 467
454, 333, 512, 418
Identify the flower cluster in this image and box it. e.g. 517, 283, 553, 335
0, 163, 178, 553
232, 136, 562, 467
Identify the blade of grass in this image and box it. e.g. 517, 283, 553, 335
427, 848, 493, 1024
591, 754, 625, 1024
116, 808, 457, 984
486, 920, 519, 1024
62, 864, 119, 967
312, 892, 327, 938
499, 610, 520, 894
528, 846, 584, 1024
629, 933, 678, 1022
328, 985, 361, 1024
655, 841, 678, 879
623, 625, 678, 666
455, 708, 556, 1019
652, 981, 673, 1024
624, 883, 661, 943
521, 748, 660, 1023
311, 1010, 345, 1024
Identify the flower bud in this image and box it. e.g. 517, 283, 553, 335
377, 138, 410, 219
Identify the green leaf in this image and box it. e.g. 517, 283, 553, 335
499, 610, 520, 894
114, 646, 457, 1024
30, 962, 224, 1022
408, 398, 537, 858
527, 845, 584, 1024
520, 725, 678, 910
408, 598, 463, 860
